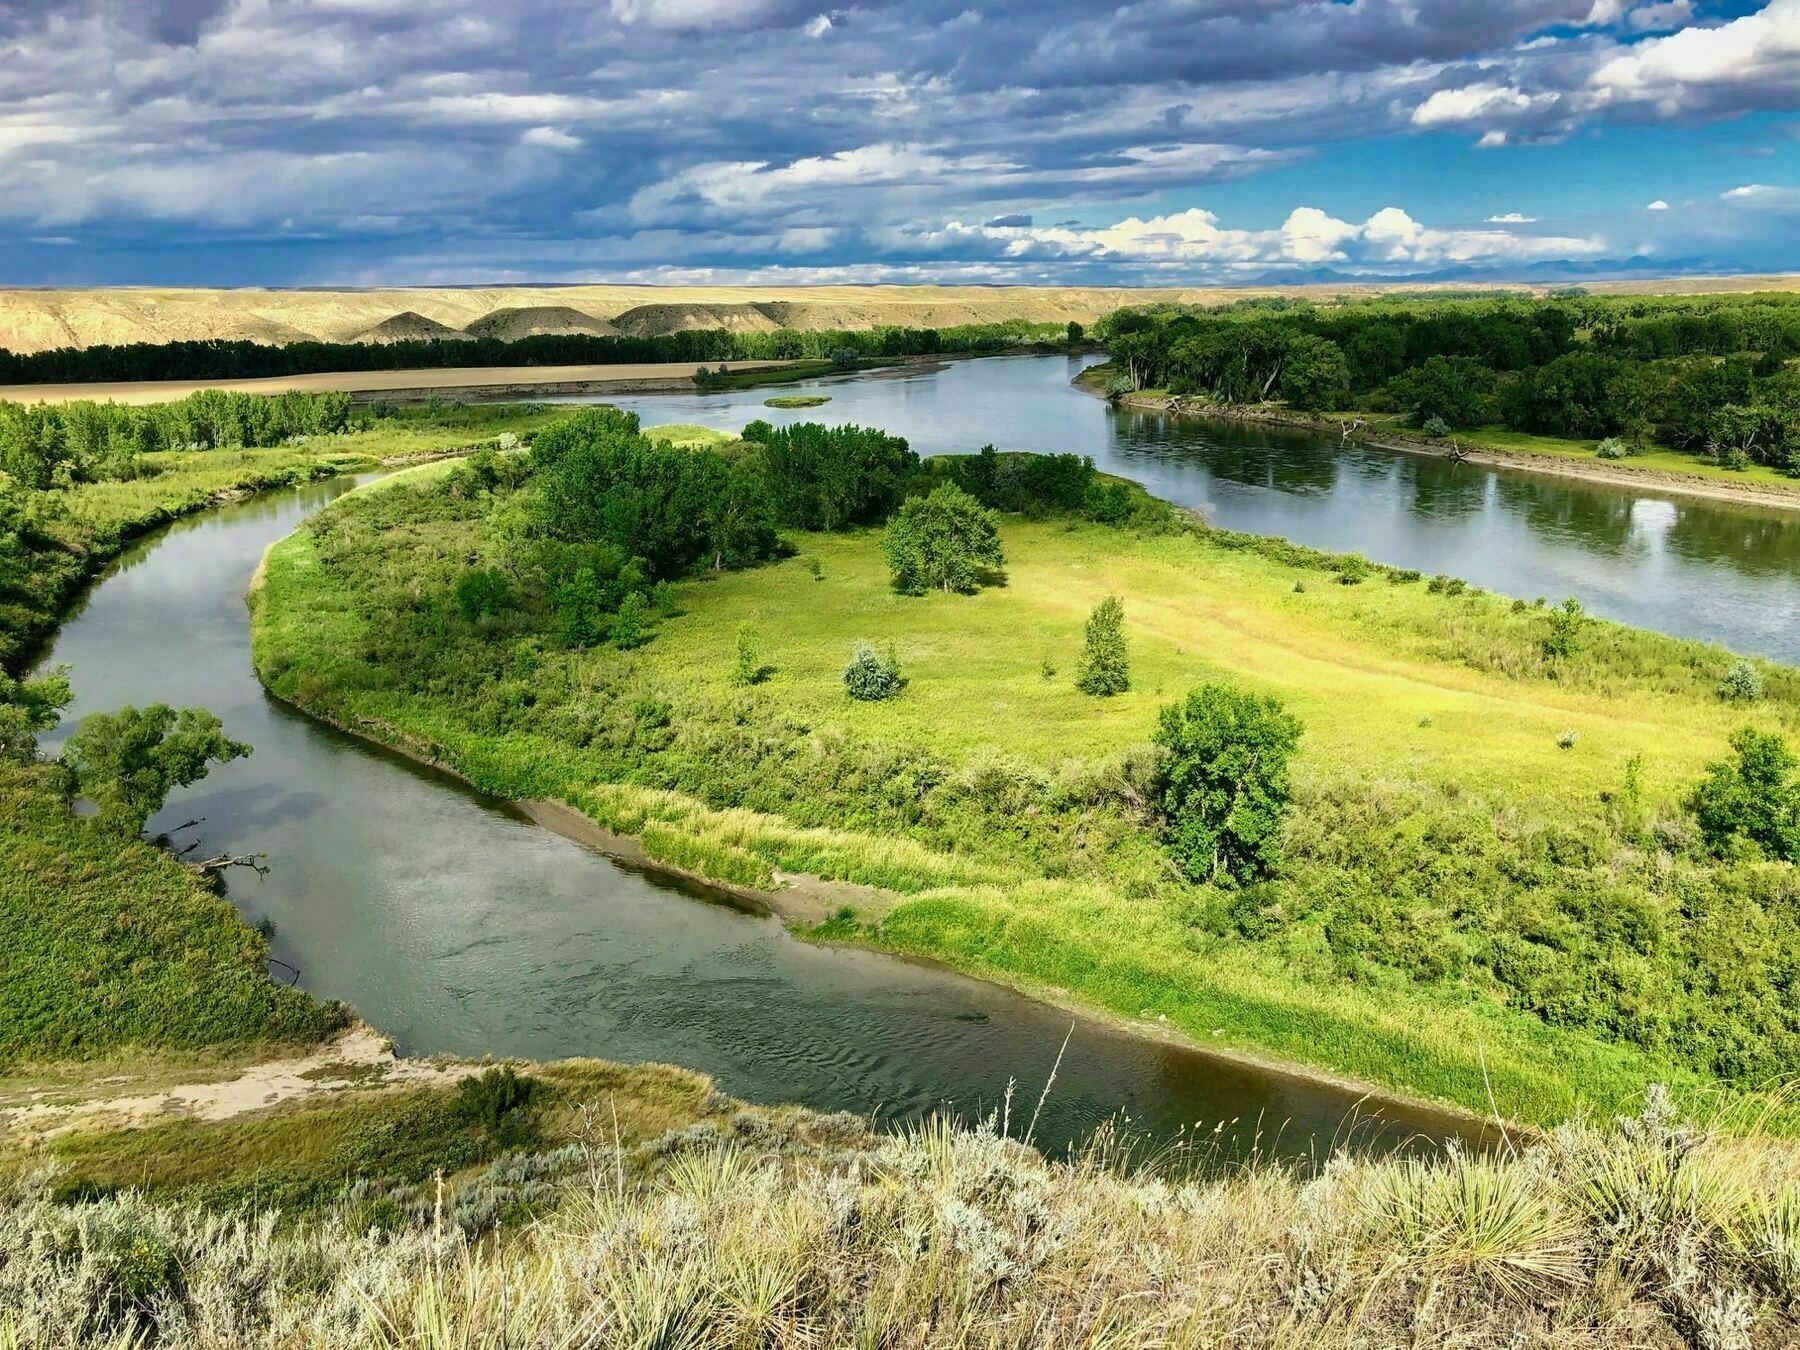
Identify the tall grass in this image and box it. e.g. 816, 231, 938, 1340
6, 1092, 1800, 1347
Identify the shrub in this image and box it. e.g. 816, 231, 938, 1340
1691, 726, 1800, 861
453, 567, 513, 622
882, 483, 1004, 595
1153, 683, 1303, 886
731, 624, 763, 687
1541, 597, 1588, 661
1074, 596, 1129, 696
1422, 416, 1452, 439
611, 590, 650, 650
843, 642, 903, 701
1596, 437, 1629, 460
555, 567, 604, 648
455, 1066, 543, 1148
1718, 660, 1765, 703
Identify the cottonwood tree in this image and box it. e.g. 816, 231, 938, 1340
0, 665, 71, 765
882, 483, 1004, 595
1154, 683, 1303, 886
61, 704, 251, 835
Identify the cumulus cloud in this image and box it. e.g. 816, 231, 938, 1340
1647, 199, 1671, 209
0, 0, 1792, 282
1486, 212, 1541, 223
940, 203, 1605, 273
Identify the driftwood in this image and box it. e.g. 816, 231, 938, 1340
1445, 438, 1470, 464
188, 852, 270, 879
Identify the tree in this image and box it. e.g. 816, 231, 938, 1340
453, 567, 512, 621
1277, 335, 1351, 412
1066, 321, 1084, 343
555, 567, 604, 648
843, 641, 903, 701
0, 665, 71, 765
1388, 355, 1495, 430
1075, 596, 1129, 696
61, 704, 251, 834
1153, 683, 1303, 886
882, 483, 1004, 595
1692, 726, 1800, 861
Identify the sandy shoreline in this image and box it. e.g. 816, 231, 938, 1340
0, 360, 795, 407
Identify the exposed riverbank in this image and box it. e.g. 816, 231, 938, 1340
1075, 363, 1800, 512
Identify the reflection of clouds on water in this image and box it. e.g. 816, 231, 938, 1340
1629, 498, 1677, 550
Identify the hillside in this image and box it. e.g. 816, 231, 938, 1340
11, 278, 1798, 356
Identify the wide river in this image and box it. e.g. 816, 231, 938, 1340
35, 354, 1798, 1159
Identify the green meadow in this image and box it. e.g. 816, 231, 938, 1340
252, 438, 1800, 1127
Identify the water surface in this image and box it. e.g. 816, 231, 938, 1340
593, 354, 1800, 662
36, 477, 1461, 1159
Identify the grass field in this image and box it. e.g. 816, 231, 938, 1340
252, 450, 1800, 1128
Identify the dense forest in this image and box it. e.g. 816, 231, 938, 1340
1097, 292, 1800, 471
0, 320, 1068, 386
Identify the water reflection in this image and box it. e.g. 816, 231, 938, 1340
592, 354, 1800, 661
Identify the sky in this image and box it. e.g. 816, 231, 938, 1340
2, 0, 1799, 287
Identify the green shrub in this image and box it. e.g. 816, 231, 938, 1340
1595, 437, 1630, 460
453, 567, 513, 621
611, 591, 651, 650
1719, 660, 1765, 703
843, 642, 903, 702
731, 624, 764, 687
1074, 596, 1129, 696
1542, 598, 1588, 661
1692, 727, 1800, 861
1422, 416, 1452, 438
1153, 683, 1303, 886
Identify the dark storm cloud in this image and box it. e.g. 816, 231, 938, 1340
0, 0, 1794, 282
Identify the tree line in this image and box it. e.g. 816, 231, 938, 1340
0, 321, 1069, 387
1097, 293, 1800, 471
0, 389, 355, 488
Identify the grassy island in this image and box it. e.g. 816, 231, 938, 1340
251, 410, 1800, 1129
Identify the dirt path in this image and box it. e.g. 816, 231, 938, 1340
0, 361, 795, 407
0, 1027, 484, 1143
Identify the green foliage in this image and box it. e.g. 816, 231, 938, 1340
455, 1066, 544, 1148
1277, 334, 1351, 411
453, 567, 513, 622
1066, 320, 1084, 342
1719, 660, 1765, 703
1153, 683, 1302, 885
1596, 437, 1630, 459
730, 624, 763, 687
881, 483, 1004, 595
0, 665, 70, 764
1542, 598, 1589, 662
1392, 356, 1496, 429
1692, 727, 1800, 862
1421, 416, 1452, 439
748, 422, 919, 531
1074, 595, 1129, 696
554, 567, 605, 648
843, 641, 903, 702
611, 590, 651, 650
61, 704, 251, 835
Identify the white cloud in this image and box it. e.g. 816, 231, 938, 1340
945, 203, 1605, 271
1591, 0, 1800, 110
1721, 183, 1800, 208
803, 14, 831, 37
1647, 199, 1670, 210
521, 126, 582, 150
1411, 83, 1558, 127
1486, 212, 1540, 223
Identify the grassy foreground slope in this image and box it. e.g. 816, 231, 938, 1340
253, 450, 1800, 1127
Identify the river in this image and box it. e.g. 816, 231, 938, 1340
593, 353, 1800, 664
37, 351, 1798, 1162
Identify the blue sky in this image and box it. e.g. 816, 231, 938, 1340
2, 0, 1798, 286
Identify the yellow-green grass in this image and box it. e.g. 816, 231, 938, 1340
33, 1059, 723, 1213
254, 494, 1800, 1128
764, 394, 831, 409
641, 422, 736, 448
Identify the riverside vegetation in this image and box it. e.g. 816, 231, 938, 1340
1095, 290, 1800, 485
254, 409, 1800, 1128
13, 386, 1800, 1347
